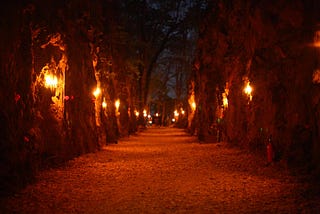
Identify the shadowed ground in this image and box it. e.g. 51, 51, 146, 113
1, 127, 319, 213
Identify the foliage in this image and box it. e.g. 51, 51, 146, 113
0, 0, 208, 196
191, 0, 320, 173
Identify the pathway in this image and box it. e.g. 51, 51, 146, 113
1, 127, 319, 213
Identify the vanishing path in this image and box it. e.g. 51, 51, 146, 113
2, 127, 319, 213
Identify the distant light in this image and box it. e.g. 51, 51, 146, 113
135, 111, 139, 117
313, 69, 320, 83
115, 99, 120, 110
93, 87, 101, 98
181, 110, 185, 115
147, 114, 151, 119
155, 113, 159, 117
172, 118, 176, 122
174, 110, 179, 117
143, 109, 147, 117
102, 98, 107, 108
222, 92, 228, 108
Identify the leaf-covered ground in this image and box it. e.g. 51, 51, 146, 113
1, 127, 319, 213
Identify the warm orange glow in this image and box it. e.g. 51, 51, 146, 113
188, 92, 196, 112
143, 109, 147, 117
115, 99, 120, 110
93, 87, 101, 98
102, 98, 107, 108
155, 113, 159, 117
222, 92, 228, 108
244, 81, 253, 101
244, 83, 252, 95
135, 111, 139, 117
174, 110, 179, 117
313, 69, 320, 83
181, 110, 185, 115
45, 74, 58, 89
191, 102, 196, 111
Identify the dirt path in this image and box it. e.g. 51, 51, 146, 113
1, 127, 319, 213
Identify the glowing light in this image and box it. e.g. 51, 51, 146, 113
244, 83, 252, 95
143, 109, 147, 117
313, 69, 320, 83
135, 111, 139, 117
93, 87, 101, 98
102, 98, 107, 108
147, 114, 151, 119
181, 109, 185, 115
244, 80, 253, 101
189, 93, 196, 111
155, 113, 159, 117
174, 110, 179, 117
222, 92, 228, 108
45, 74, 58, 89
172, 118, 176, 122
191, 102, 196, 111
115, 99, 120, 110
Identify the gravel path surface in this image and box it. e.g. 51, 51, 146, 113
1, 127, 319, 213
